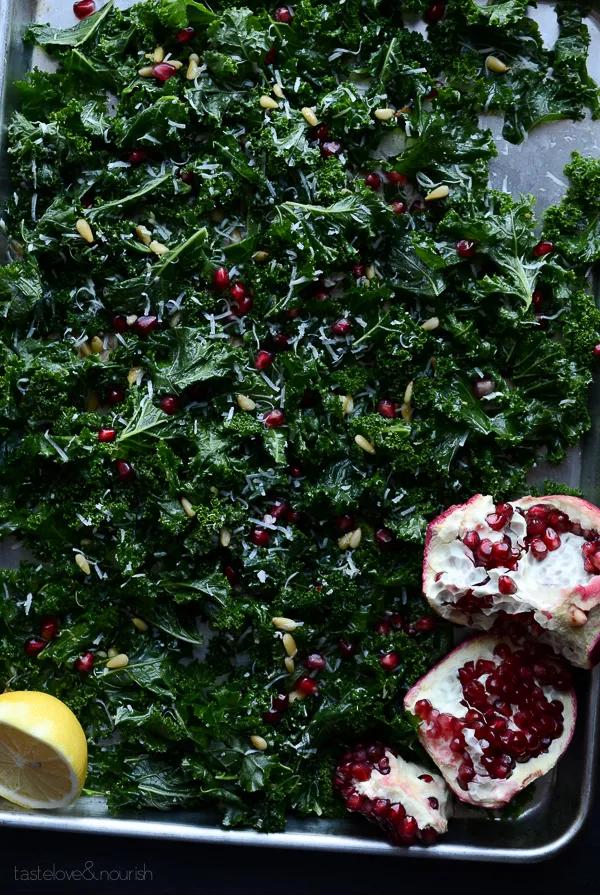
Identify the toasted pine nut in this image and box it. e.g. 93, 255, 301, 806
365, 264, 376, 280
485, 55, 509, 74
236, 394, 256, 412
138, 66, 154, 77
250, 735, 268, 750
149, 240, 169, 256
272, 616, 298, 632
186, 53, 200, 80
339, 394, 354, 415
403, 380, 414, 405
89, 336, 104, 354
284, 657, 295, 673
260, 95, 279, 110
106, 653, 129, 670
132, 617, 149, 632
425, 185, 450, 202
153, 46, 165, 63
301, 107, 319, 127
349, 527, 362, 549
273, 83, 285, 99
374, 107, 395, 121
220, 527, 231, 547
75, 553, 91, 575
126, 315, 138, 326
127, 366, 143, 386
338, 532, 352, 550
288, 690, 304, 704
76, 218, 94, 244
400, 402, 413, 422
421, 316, 440, 331
107, 646, 119, 658
282, 633, 297, 657
180, 497, 196, 518
78, 342, 92, 358
169, 60, 183, 70
135, 224, 152, 245
252, 251, 269, 263
85, 392, 99, 411
354, 434, 376, 454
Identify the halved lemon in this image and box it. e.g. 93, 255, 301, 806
0, 691, 87, 809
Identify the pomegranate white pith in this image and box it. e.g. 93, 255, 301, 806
423, 494, 600, 667
333, 743, 450, 845
404, 634, 576, 809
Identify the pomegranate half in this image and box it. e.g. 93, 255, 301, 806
334, 742, 450, 845
423, 494, 600, 668
404, 634, 576, 808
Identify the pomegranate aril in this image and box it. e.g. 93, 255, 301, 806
366, 743, 385, 762
414, 616, 436, 634
213, 266, 230, 290
304, 653, 326, 671
263, 409, 285, 427
176, 26, 195, 42
331, 319, 352, 337
128, 148, 147, 165
321, 141, 341, 158
152, 63, 178, 82
250, 528, 270, 547
530, 538, 548, 560
134, 315, 158, 336
374, 619, 391, 635
424, 1, 445, 24
463, 530, 480, 551
457, 761, 475, 788
74, 651, 94, 674
486, 512, 507, 531
498, 575, 517, 595
527, 517, 546, 536
98, 428, 117, 443
456, 239, 476, 258
336, 514, 355, 533
391, 201, 407, 215
112, 314, 129, 333
364, 173, 381, 190
272, 693, 289, 712
543, 527, 561, 551
39, 616, 60, 641
159, 395, 179, 415
377, 399, 397, 419
73, 0, 95, 18
274, 6, 293, 22
297, 676, 318, 696
115, 459, 134, 482
262, 708, 282, 725
473, 378, 495, 399
414, 699, 432, 721
373, 798, 390, 817
475, 659, 496, 675
255, 350, 274, 371
533, 240, 554, 257
397, 816, 418, 843
491, 541, 511, 565
24, 637, 45, 657
380, 651, 399, 671
477, 538, 494, 562
350, 762, 371, 782
106, 386, 125, 406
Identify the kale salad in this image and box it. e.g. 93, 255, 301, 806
0, 0, 599, 831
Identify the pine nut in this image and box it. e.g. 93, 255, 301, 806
236, 394, 256, 412
366, 264, 376, 280
75, 553, 91, 575
76, 218, 94, 244
169, 60, 183, 70
374, 107, 395, 121
339, 394, 354, 415
89, 335, 103, 354
106, 653, 129, 670
85, 392, 99, 411
107, 646, 118, 658
252, 251, 269, 263
485, 55, 508, 74
127, 366, 143, 386
301, 107, 319, 127
349, 527, 362, 549
138, 66, 154, 77
400, 402, 413, 422
403, 380, 414, 405
149, 240, 169, 256
272, 617, 298, 632
338, 532, 352, 550
288, 690, 304, 704
354, 434, 376, 454
126, 314, 138, 326
273, 83, 285, 99
180, 497, 196, 518
78, 342, 92, 358
425, 185, 450, 201
186, 53, 200, 80
250, 735, 268, 750
282, 632, 297, 657
421, 316, 440, 331
284, 657, 295, 673
135, 225, 152, 245
132, 617, 149, 632
260, 95, 279, 110
220, 527, 231, 547
153, 46, 165, 63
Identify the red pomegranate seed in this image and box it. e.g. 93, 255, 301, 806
134, 315, 158, 336
231, 294, 254, 316
98, 428, 117, 443
274, 6, 293, 22
498, 575, 517, 595
457, 761, 475, 788
495, 502, 514, 520
533, 240, 554, 258
419, 773, 433, 783
272, 332, 290, 350
491, 541, 511, 565
297, 676, 318, 696
336, 514, 356, 533
331, 319, 352, 337
73, 0, 95, 18
380, 651, 399, 671
250, 528, 271, 547
375, 527, 396, 549
128, 148, 148, 165
478, 538, 494, 562
106, 387, 124, 406
414, 617, 436, 633
267, 500, 290, 521
352, 263, 366, 278
272, 693, 289, 712
176, 26, 195, 42
374, 619, 391, 636
593, 344, 600, 358
223, 565, 238, 585
289, 464, 302, 477
364, 173, 381, 190
472, 378, 495, 398
543, 527, 561, 551
463, 530, 480, 551
39, 616, 60, 641
112, 314, 129, 333
390, 200, 407, 215
414, 699, 432, 721
115, 459, 135, 482
263, 409, 285, 428
377, 399, 397, 418
178, 169, 194, 185
152, 63, 178, 82
531, 538, 548, 560
213, 267, 230, 290
350, 762, 372, 782
486, 512, 507, 531
304, 653, 326, 671
230, 282, 247, 301
386, 171, 408, 185
321, 141, 341, 158
338, 638, 356, 657
424, 1, 445, 24
262, 708, 282, 725
264, 46, 277, 65
456, 239, 476, 258
25, 637, 46, 657
532, 288, 544, 310
390, 613, 405, 630
255, 350, 274, 371
159, 395, 179, 415
74, 651, 95, 674
528, 505, 548, 520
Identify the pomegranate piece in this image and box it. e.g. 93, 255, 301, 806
423, 493, 600, 667
74, 651, 94, 674
73, 0, 95, 18
424, 2, 446, 24
405, 634, 576, 808
24, 637, 46, 657
128, 148, 147, 165
375, 527, 396, 549
213, 266, 230, 290
456, 239, 476, 258
376, 400, 397, 419
386, 171, 408, 185
98, 428, 117, 443
176, 26, 195, 42
255, 350, 274, 371
250, 528, 270, 547
391, 201, 407, 215
335, 744, 449, 846
364, 173, 381, 191
263, 409, 285, 428
39, 616, 60, 641
330, 319, 352, 337
115, 459, 135, 482
296, 676, 318, 696
533, 240, 554, 257
152, 63, 178, 82
274, 6, 293, 23
134, 315, 158, 337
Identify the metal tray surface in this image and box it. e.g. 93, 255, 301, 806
0, 0, 599, 862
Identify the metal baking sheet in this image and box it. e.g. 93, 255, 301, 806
0, 0, 599, 862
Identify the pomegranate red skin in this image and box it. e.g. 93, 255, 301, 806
377, 400, 397, 419
134, 315, 158, 337
115, 459, 135, 482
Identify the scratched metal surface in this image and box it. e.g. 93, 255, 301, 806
0, 0, 598, 862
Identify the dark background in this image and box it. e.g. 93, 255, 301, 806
1, 798, 596, 895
